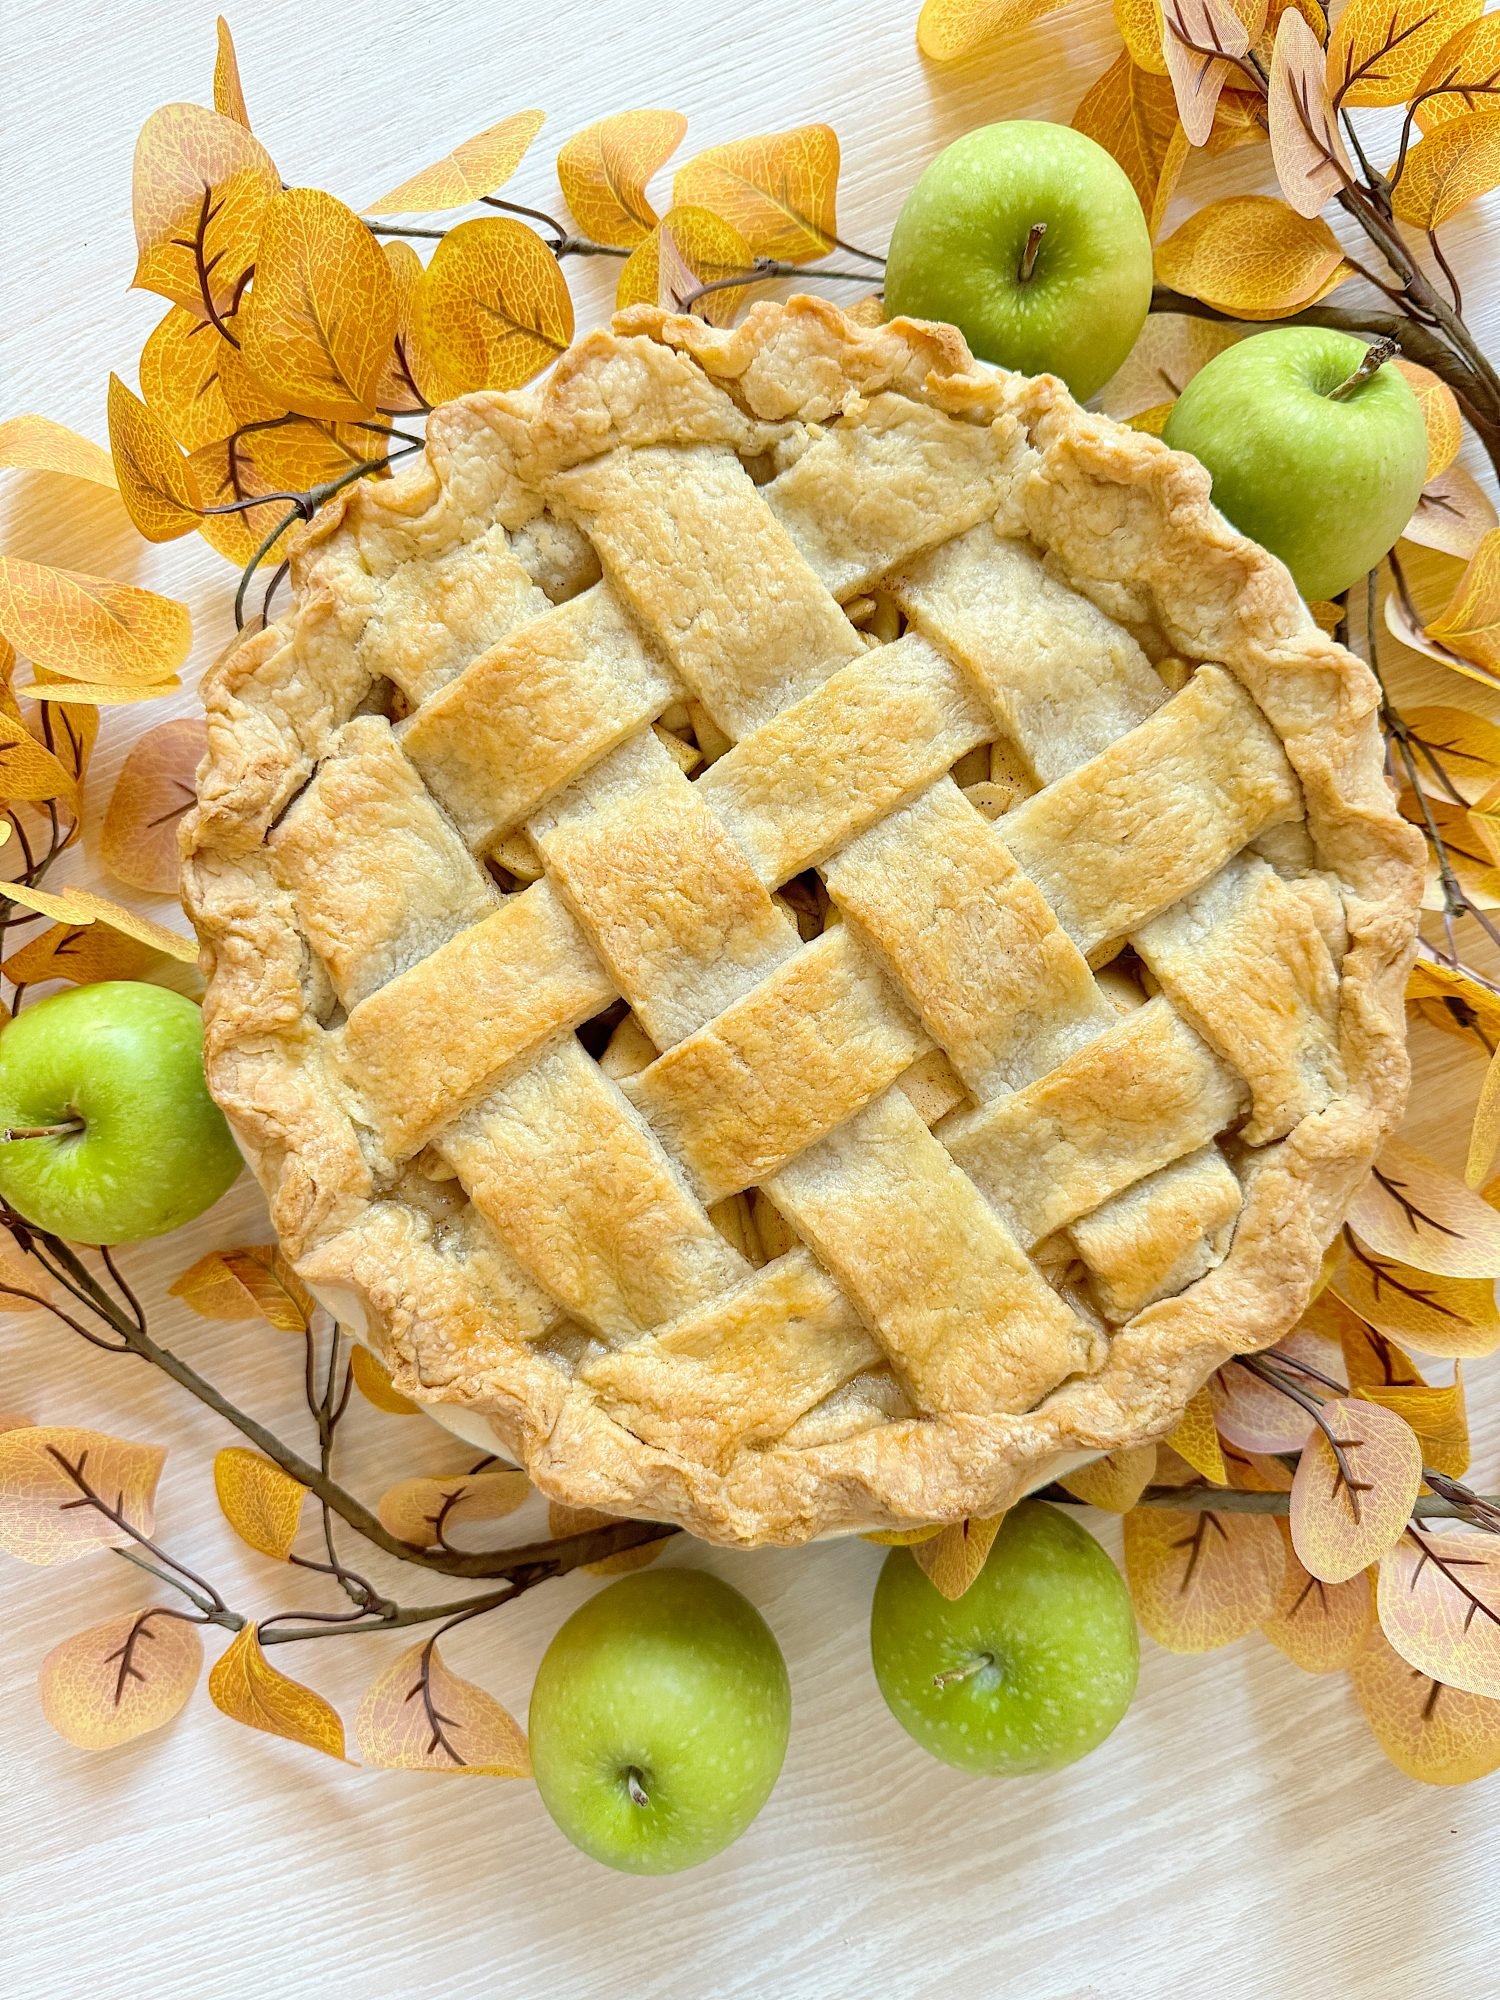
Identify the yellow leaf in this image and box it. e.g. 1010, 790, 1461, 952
213, 1446, 307, 1559
39, 1608, 202, 1750
0, 882, 197, 965
1425, 527, 1500, 672
240, 188, 397, 421
1123, 1503, 1285, 1651
673, 124, 840, 265
1116, 0, 1169, 74
546, 1500, 666, 1573
237, 414, 386, 493
1331, 1235, 1500, 1358
1307, 598, 1345, 633
911, 1513, 1004, 1599
1, 920, 166, 990
365, 110, 545, 214
1406, 949, 1500, 1051
1127, 401, 1176, 434
1384, 579, 1500, 689
1058, 1443, 1158, 1512
416, 217, 573, 397
1165, 1385, 1228, 1483
0, 1425, 166, 1566
1347, 1136, 1500, 1277
916, 0, 1069, 61
208, 1624, 345, 1759
188, 435, 299, 570
0, 558, 191, 685
1206, 84, 1271, 152
0, 415, 118, 489
18, 678, 179, 707
377, 1468, 529, 1548
355, 1640, 530, 1775
1099, 313, 1243, 418
1290, 1397, 1422, 1582
374, 240, 438, 414
169, 1246, 313, 1332
1392, 107, 1500, 225
1379, 1527, 1500, 1698
1162, 0, 1259, 148
1403, 784, 1500, 909
1336, 1311, 1427, 1392
1403, 464, 1498, 562
1328, 0, 1482, 109
106, 373, 203, 544
131, 102, 278, 318
861, 1522, 946, 1546
1073, 56, 1190, 239
215, 331, 284, 428
349, 1343, 420, 1415
1212, 1325, 1340, 1451
1269, 7, 1353, 216
558, 109, 687, 249
1352, 1626, 1500, 1784
1467, 1044, 1500, 1187
1154, 195, 1353, 315
1414, 14, 1500, 132
139, 307, 237, 454
213, 16, 250, 127
1359, 1370, 1470, 1479
1261, 1541, 1374, 1671
615, 206, 756, 325
1391, 358, 1462, 482
0, 713, 79, 812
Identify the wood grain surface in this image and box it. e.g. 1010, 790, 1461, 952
2, 2, 1498, 1995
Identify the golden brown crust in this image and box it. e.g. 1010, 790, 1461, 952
182, 297, 1422, 1546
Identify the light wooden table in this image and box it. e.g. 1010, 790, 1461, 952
3, 2, 1498, 1994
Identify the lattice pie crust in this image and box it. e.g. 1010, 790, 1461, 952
182, 298, 1422, 1546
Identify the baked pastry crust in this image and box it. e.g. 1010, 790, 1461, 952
182, 296, 1422, 1546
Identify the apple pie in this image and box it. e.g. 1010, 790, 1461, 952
181, 296, 1422, 1545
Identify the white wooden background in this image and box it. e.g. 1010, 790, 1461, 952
3, 2, 1499, 1994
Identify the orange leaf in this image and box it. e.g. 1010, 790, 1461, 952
1261, 1542, 1374, 1671
1406, 951, 1500, 1050
213, 16, 250, 127
100, 718, 207, 897
1269, 7, 1353, 216
1116, 0, 1169, 73
1392, 358, 1463, 481
1164, 1385, 1228, 1483
1336, 1311, 1426, 1393
1162, 0, 1258, 148
377, 1468, 529, 1548
355, 1640, 530, 1775
1, 921, 166, 991
616, 205, 756, 325
139, 308, 237, 453
1347, 1136, 1500, 1277
213, 1446, 307, 1560
1352, 1626, 1500, 1784
911, 1514, 1004, 1599
39, 1608, 202, 1749
169, 1246, 313, 1332
365, 110, 545, 214
0, 1425, 166, 1566
374, 240, 439, 414
1379, 1528, 1500, 1697
416, 217, 573, 397
1328, 0, 1482, 110
673, 124, 840, 265
1099, 312, 1243, 417
208, 1624, 345, 1759
215, 332, 284, 428
547, 1500, 666, 1573
131, 102, 278, 318
1391, 107, 1500, 225
106, 373, 203, 543
1332, 1235, 1500, 1357
0, 415, 118, 489
239, 414, 386, 493
1359, 1370, 1470, 1478
1154, 195, 1353, 315
916, 0, 1069, 61
558, 109, 687, 249
1414, 14, 1500, 132
1290, 1397, 1422, 1581
1425, 527, 1500, 671
1073, 56, 1190, 239
0, 558, 191, 685
1123, 1503, 1285, 1651
0, 881, 197, 965
1212, 1325, 1341, 1451
188, 436, 299, 570
240, 189, 397, 421
0, 713, 79, 811
1403, 464, 1498, 562
1058, 1443, 1158, 1512
349, 1343, 420, 1415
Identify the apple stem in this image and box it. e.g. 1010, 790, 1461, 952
1018, 222, 1047, 284
1326, 334, 1400, 401
624, 1766, 650, 1808
932, 1650, 995, 1689
1, 1119, 84, 1142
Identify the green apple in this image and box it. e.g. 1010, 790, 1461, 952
884, 121, 1153, 401
528, 1568, 791, 1874
1163, 328, 1429, 602
870, 1501, 1138, 1776
0, 981, 241, 1243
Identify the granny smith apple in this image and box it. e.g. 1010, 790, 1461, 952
528, 1569, 791, 1874
1163, 328, 1429, 602
0, 981, 241, 1243
885, 121, 1153, 401
870, 1501, 1138, 1775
